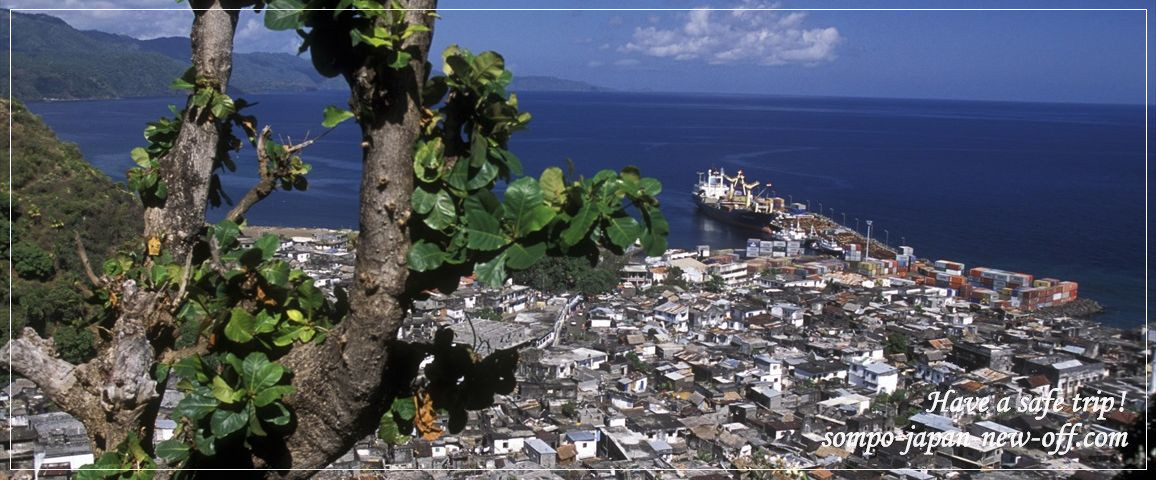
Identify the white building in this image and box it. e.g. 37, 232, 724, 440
653, 302, 690, 332
848, 360, 899, 394
562, 431, 599, 460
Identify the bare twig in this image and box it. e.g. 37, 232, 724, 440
159, 340, 211, 365
173, 251, 196, 304
225, 125, 335, 224
226, 126, 275, 223
73, 232, 103, 286
208, 235, 227, 276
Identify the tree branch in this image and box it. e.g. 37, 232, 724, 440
225, 126, 333, 224
173, 250, 196, 305
143, 1, 241, 259
226, 126, 275, 223
273, 1, 438, 475
0, 328, 106, 440
74, 232, 103, 286
1, 328, 80, 402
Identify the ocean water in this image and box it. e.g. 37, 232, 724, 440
25, 91, 1147, 328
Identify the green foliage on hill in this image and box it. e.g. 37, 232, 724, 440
510, 253, 624, 297
0, 12, 342, 101
1, 98, 143, 364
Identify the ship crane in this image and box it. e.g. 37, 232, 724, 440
723, 170, 761, 208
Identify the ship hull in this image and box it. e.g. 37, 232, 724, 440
693, 194, 777, 232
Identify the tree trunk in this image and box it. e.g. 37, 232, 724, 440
271, 2, 437, 476
2, 0, 241, 456
4, 0, 443, 474
143, 1, 240, 259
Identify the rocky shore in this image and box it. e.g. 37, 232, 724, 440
1035, 297, 1105, 319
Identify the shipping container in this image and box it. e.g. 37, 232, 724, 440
935, 260, 965, 272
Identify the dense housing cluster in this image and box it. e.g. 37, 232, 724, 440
2, 228, 1148, 479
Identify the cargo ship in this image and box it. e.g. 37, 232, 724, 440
693, 169, 779, 232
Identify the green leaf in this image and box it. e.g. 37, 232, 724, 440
642, 207, 670, 256
474, 251, 508, 287
465, 161, 499, 191
224, 308, 258, 343
260, 261, 290, 287
153, 362, 171, 385
605, 214, 643, 249
350, 28, 389, 48
172, 356, 208, 384
77, 460, 125, 480
173, 392, 218, 421
266, 402, 292, 426
407, 240, 446, 272
213, 219, 242, 248
191, 88, 213, 109
539, 167, 565, 208
170, 68, 196, 91
255, 234, 280, 260
210, 408, 249, 438
286, 309, 305, 323
413, 138, 444, 183
621, 166, 641, 184
154, 179, 168, 200
321, 105, 355, 128
503, 177, 555, 236
299, 326, 316, 343
388, 50, 412, 70
391, 396, 416, 421
465, 209, 508, 251
472, 51, 506, 83
424, 190, 457, 230
193, 431, 216, 456
221, 353, 243, 377
561, 203, 597, 247
378, 411, 404, 444
211, 376, 239, 404
149, 263, 170, 286
411, 187, 437, 215
254, 385, 295, 407
469, 134, 489, 167
248, 403, 268, 437
445, 154, 471, 191
264, 0, 305, 30
210, 94, 235, 119
640, 177, 662, 197
445, 52, 471, 79
505, 242, 546, 270
273, 324, 303, 347
131, 147, 150, 168
491, 148, 523, 177
155, 439, 190, 463
250, 360, 286, 391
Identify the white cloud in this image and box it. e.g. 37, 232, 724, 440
11, 0, 193, 39
622, 2, 841, 66
9, 0, 301, 53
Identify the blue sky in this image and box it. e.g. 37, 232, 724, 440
9, 0, 1152, 104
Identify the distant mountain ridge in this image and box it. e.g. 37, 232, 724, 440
1, 12, 344, 101
509, 76, 611, 93
0, 12, 609, 101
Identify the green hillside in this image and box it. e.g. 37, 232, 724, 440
0, 12, 605, 101
1, 99, 143, 364
0, 12, 342, 101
